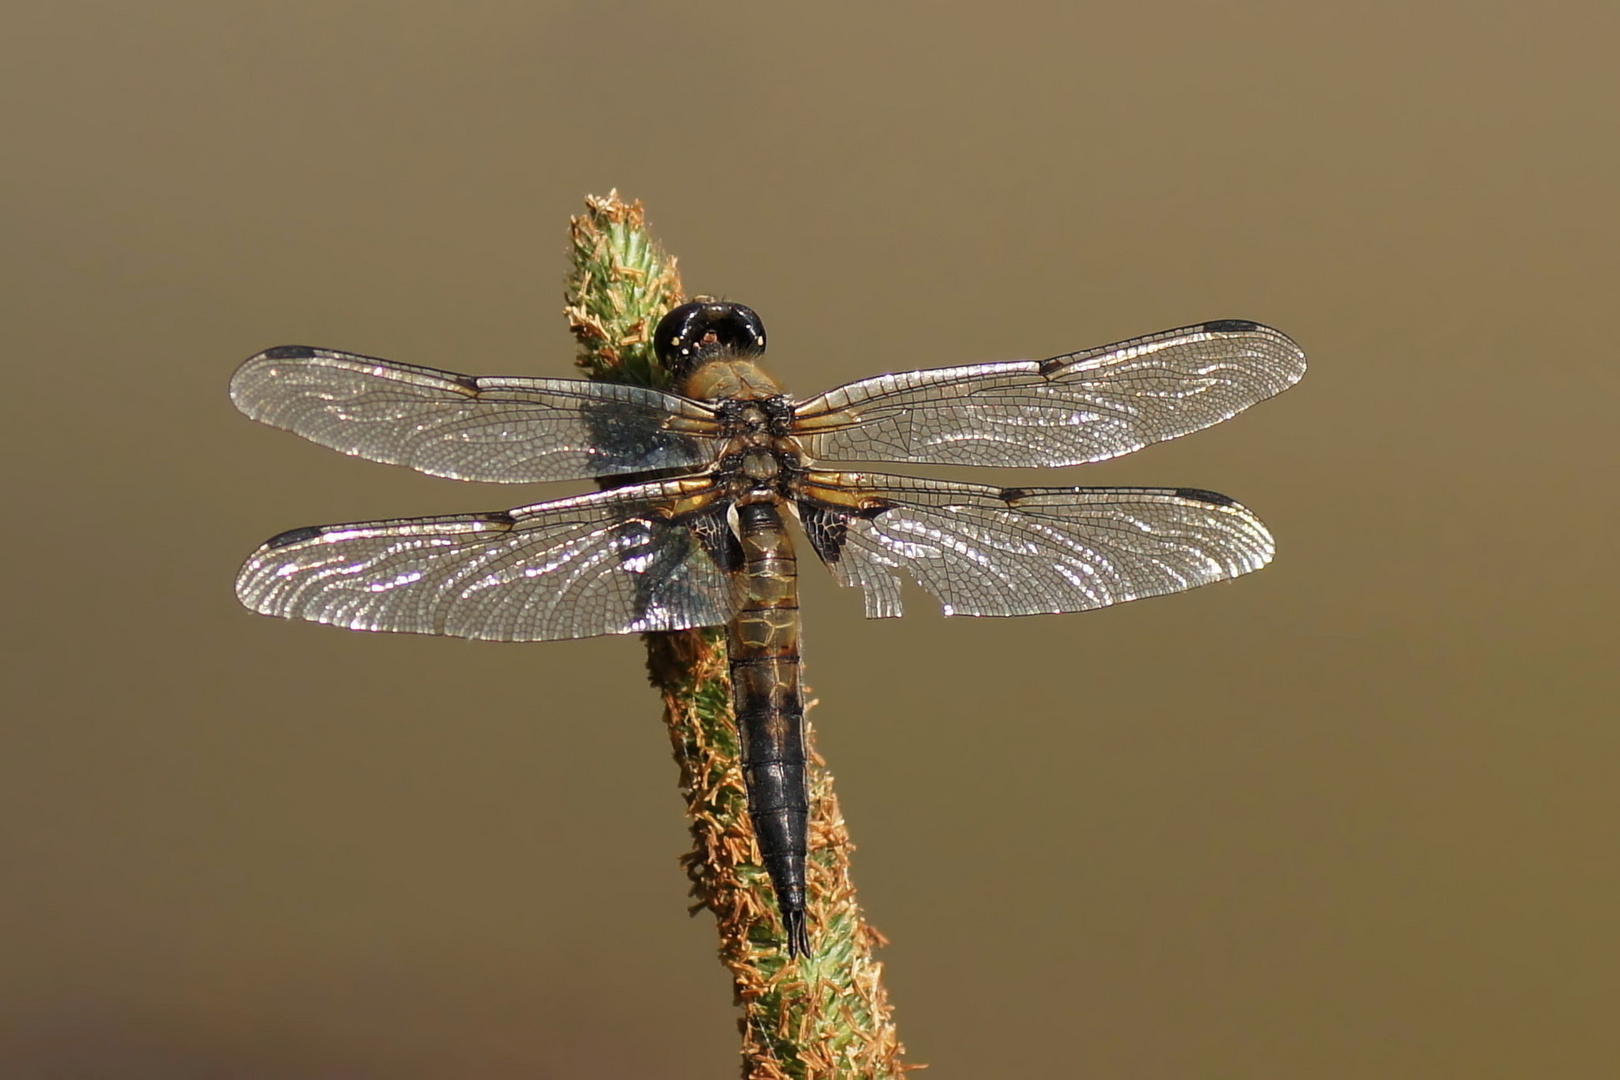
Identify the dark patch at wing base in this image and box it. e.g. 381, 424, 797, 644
684, 503, 745, 573
798, 502, 851, 565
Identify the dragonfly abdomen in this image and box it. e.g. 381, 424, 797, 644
727, 500, 811, 956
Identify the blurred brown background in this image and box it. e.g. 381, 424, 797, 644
2, 2, 1616, 1076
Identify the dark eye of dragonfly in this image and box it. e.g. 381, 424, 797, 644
654, 299, 768, 376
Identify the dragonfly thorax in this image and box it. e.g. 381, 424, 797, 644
741, 448, 782, 481
681, 357, 785, 404
714, 431, 805, 499
703, 393, 805, 494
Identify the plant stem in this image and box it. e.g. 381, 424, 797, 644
564, 191, 916, 1078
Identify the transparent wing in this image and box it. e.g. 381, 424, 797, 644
235, 481, 738, 641
793, 321, 1305, 468
231, 346, 724, 483
796, 471, 1275, 619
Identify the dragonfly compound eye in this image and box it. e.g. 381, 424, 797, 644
654, 300, 768, 374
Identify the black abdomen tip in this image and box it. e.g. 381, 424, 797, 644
782, 909, 811, 958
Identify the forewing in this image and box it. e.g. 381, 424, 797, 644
797, 472, 1275, 618
793, 321, 1304, 468
235, 481, 738, 641
231, 346, 723, 483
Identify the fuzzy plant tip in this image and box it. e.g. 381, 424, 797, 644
564, 189, 685, 388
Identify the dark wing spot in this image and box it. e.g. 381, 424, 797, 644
1037, 355, 1070, 377
260, 345, 319, 360
798, 503, 850, 565
1174, 487, 1238, 506
685, 504, 745, 573
265, 525, 323, 549
999, 487, 1032, 503
479, 511, 518, 527
1203, 319, 1260, 333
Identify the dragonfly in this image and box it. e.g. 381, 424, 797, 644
231, 299, 1306, 956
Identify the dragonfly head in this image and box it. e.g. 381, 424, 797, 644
655, 299, 767, 378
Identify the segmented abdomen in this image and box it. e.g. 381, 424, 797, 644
727, 500, 810, 956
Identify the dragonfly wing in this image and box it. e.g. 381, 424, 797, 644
231, 346, 723, 483
796, 471, 1275, 618
793, 321, 1304, 468
235, 481, 738, 641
